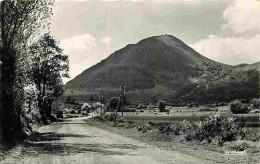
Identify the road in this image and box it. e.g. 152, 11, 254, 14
0, 117, 213, 164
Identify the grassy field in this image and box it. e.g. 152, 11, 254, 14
63, 102, 260, 127
85, 116, 260, 164
106, 106, 260, 127
62, 103, 259, 163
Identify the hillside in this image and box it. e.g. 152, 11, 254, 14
66, 35, 259, 102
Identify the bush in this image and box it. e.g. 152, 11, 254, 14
158, 125, 173, 136
157, 100, 166, 112
250, 98, 260, 109
216, 102, 226, 107
124, 108, 136, 112
137, 104, 147, 109
230, 100, 249, 114
187, 103, 199, 108
109, 97, 122, 111
167, 115, 247, 145
228, 141, 250, 151
65, 96, 76, 104
56, 111, 63, 119
52, 99, 64, 114
196, 115, 246, 145
70, 110, 76, 114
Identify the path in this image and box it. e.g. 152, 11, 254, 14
0, 117, 213, 164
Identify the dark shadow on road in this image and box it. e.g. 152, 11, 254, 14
109, 144, 146, 150
60, 122, 87, 125
20, 132, 143, 157
21, 142, 134, 157
26, 132, 91, 142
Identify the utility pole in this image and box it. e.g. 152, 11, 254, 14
119, 85, 126, 117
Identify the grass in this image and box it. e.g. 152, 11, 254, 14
85, 116, 260, 164
104, 105, 259, 127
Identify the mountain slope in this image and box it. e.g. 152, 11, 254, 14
66, 35, 259, 102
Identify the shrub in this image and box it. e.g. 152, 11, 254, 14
157, 100, 166, 112
216, 102, 226, 107
159, 120, 197, 137
52, 99, 64, 114
187, 103, 199, 108
137, 104, 147, 109
109, 97, 122, 111
197, 115, 246, 145
124, 108, 136, 112
228, 141, 250, 151
250, 98, 260, 109
230, 100, 249, 114
56, 111, 63, 119
158, 125, 173, 135
168, 115, 247, 145
70, 110, 76, 114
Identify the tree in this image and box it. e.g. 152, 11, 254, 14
157, 100, 166, 112
90, 94, 94, 106
30, 33, 69, 120
0, 0, 52, 143
230, 100, 249, 114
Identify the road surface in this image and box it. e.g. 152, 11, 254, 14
1, 117, 213, 164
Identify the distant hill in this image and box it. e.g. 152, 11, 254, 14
66, 35, 259, 103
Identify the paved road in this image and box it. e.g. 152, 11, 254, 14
1, 117, 213, 164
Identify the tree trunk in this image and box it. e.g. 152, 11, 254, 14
0, 60, 2, 143
0, 47, 19, 144
46, 98, 52, 118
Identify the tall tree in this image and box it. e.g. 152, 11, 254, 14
30, 33, 69, 119
0, 0, 52, 143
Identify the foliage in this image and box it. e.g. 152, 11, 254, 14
30, 33, 69, 118
228, 141, 250, 151
230, 100, 249, 114
157, 100, 166, 112
65, 96, 76, 104
250, 98, 260, 109
51, 99, 64, 114
196, 115, 246, 145
23, 84, 39, 114
159, 115, 247, 145
0, 0, 53, 143
89, 94, 95, 102
187, 103, 199, 108
108, 97, 123, 111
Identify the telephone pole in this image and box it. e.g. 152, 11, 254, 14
119, 85, 126, 117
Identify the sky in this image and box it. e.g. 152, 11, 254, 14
50, 0, 260, 83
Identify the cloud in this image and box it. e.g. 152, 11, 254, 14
60, 33, 98, 81
60, 34, 112, 82
100, 36, 111, 45
191, 34, 260, 65
60, 33, 97, 64
222, 0, 260, 34
191, 0, 260, 65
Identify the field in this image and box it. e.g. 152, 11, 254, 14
62, 102, 260, 163
105, 106, 260, 127
63, 101, 260, 127
86, 113, 260, 164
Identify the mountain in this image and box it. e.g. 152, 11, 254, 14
66, 35, 259, 102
